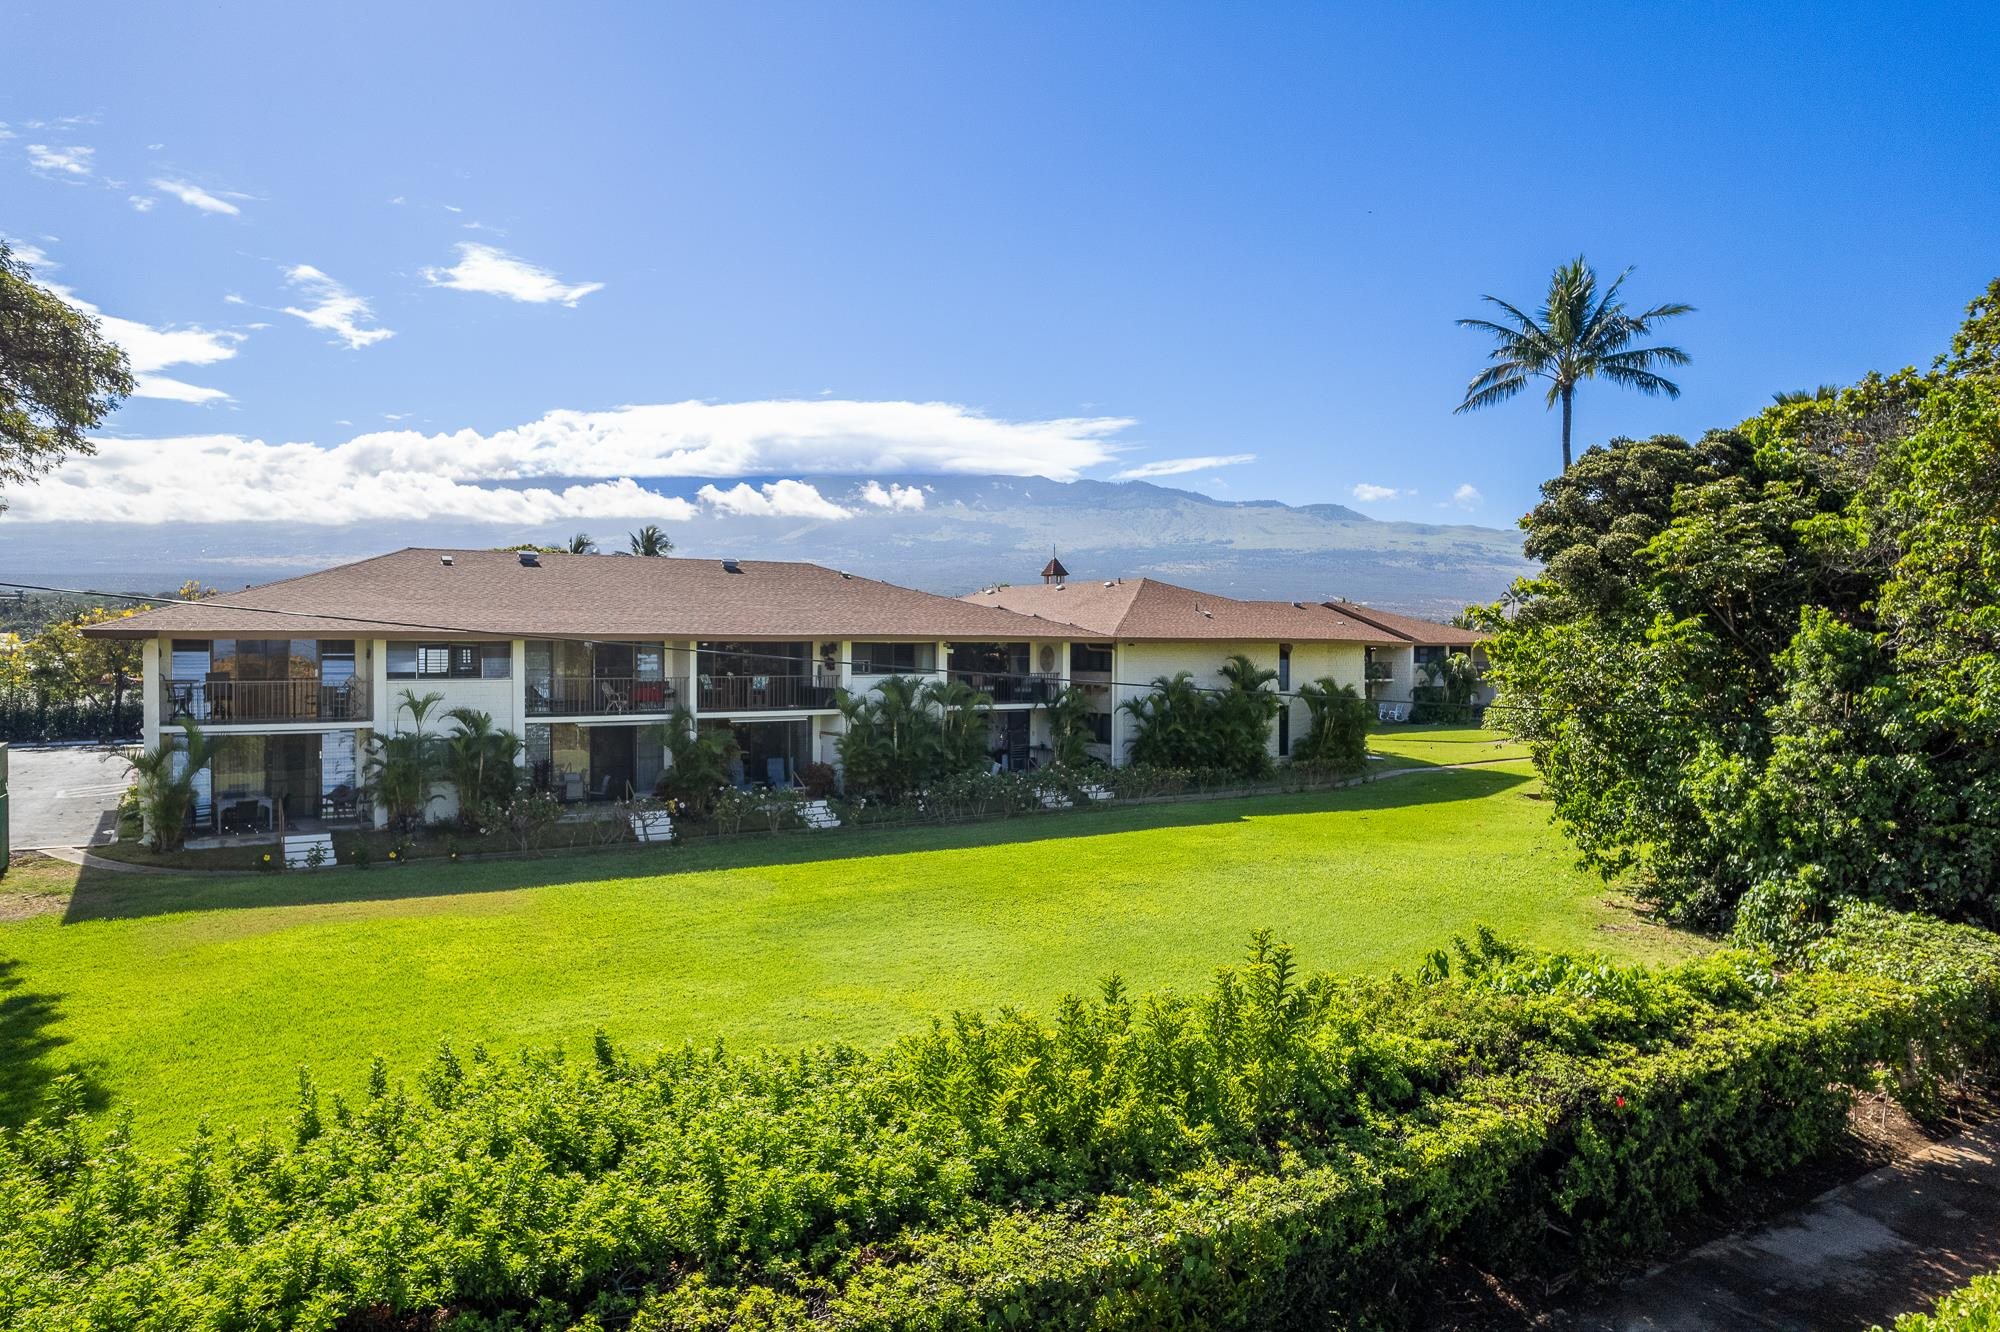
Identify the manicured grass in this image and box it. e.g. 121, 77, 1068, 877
0, 763, 1701, 1141
1368, 721, 1533, 770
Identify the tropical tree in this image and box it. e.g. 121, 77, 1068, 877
1410, 652, 1482, 723
1454, 256, 1694, 470
0, 241, 134, 513
628, 524, 674, 556
364, 689, 449, 831
1215, 652, 1281, 776
922, 676, 994, 773
651, 707, 741, 815
568, 532, 597, 554
441, 707, 523, 830
1121, 672, 1214, 769
1038, 684, 1099, 767
123, 718, 221, 852
1291, 678, 1370, 771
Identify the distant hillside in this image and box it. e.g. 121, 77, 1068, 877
6, 474, 1532, 618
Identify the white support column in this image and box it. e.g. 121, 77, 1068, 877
369, 639, 391, 827
510, 639, 529, 773
141, 637, 162, 746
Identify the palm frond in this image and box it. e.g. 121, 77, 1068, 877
1594, 364, 1683, 397
1454, 373, 1529, 413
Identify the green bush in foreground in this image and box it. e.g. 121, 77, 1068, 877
1876, 1273, 2000, 1331
2, 908, 1997, 1331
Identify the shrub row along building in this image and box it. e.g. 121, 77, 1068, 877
83, 548, 1485, 838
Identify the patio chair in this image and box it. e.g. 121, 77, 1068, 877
592, 772, 616, 800
765, 757, 790, 788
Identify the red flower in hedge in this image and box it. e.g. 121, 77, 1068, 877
1615, 1095, 1627, 1109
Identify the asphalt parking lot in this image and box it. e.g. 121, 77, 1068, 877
6, 744, 131, 849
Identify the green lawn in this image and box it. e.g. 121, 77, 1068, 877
0, 762, 1699, 1142
1368, 721, 1533, 770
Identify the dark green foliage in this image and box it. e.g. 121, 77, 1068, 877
835, 675, 993, 801
441, 707, 524, 830
1488, 278, 2000, 935
1122, 654, 1281, 777
1291, 677, 1371, 769
5, 910, 1996, 1330
1409, 653, 1482, 723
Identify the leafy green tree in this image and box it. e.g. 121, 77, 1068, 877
441, 707, 523, 830
567, 533, 596, 554
1455, 256, 1694, 470
835, 675, 992, 800
0, 241, 134, 512
1122, 658, 1277, 778
1291, 678, 1370, 770
628, 524, 673, 556
1487, 276, 2000, 937
123, 719, 221, 852
365, 690, 449, 831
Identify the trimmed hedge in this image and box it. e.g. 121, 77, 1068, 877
2, 908, 1997, 1330
1875, 1273, 2000, 1331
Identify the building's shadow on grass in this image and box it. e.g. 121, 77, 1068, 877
0, 957, 108, 1129
64, 766, 1531, 925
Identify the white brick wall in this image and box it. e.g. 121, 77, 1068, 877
1109, 640, 1368, 764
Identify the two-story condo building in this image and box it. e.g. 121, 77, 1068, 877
85, 548, 1083, 838
84, 547, 1486, 840
961, 564, 1418, 764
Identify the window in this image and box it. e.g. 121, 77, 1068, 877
1277, 644, 1291, 690
1070, 643, 1113, 674
1087, 711, 1112, 744
1415, 645, 1447, 669
387, 641, 512, 679
1277, 706, 1291, 757
853, 641, 935, 674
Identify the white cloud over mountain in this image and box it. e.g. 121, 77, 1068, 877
1113, 453, 1254, 480
13, 400, 1134, 525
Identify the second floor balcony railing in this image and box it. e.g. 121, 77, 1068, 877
526, 675, 678, 717
165, 677, 370, 724
696, 673, 837, 713
949, 669, 1061, 703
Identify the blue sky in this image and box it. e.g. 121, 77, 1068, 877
5, 1, 1997, 533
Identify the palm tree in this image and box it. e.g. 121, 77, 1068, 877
1038, 685, 1100, 767
364, 689, 448, 830
628, 524, 673, 556
1454, 257, 1693, 471
441, 707, 524, 829
123, 718, 222, 851
568, 532, 597, 554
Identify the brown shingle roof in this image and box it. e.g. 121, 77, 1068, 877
1322, 600, 1485, 646
960, 577, 1400, 643
81, 548, 1076, 641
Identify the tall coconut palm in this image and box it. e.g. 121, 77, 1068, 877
1454, 257, 1693, 471
628, 524, 673, 556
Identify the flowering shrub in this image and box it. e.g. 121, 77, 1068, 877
2, 910, 1996, 1330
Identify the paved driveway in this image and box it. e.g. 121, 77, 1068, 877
6, 744, 131, 850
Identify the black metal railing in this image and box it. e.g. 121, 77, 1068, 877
949, 670, 1061, 703
526, 675, 678, 717
696, 674, 838, 713
165, 678, 370, 723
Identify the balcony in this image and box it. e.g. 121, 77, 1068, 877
165, 677, 370, 724
527, 675, 678, 717
697, 673, 838, 713
949, 670, 1061, 704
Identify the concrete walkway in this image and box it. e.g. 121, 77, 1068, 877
1570, 1118, 2000, 1330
